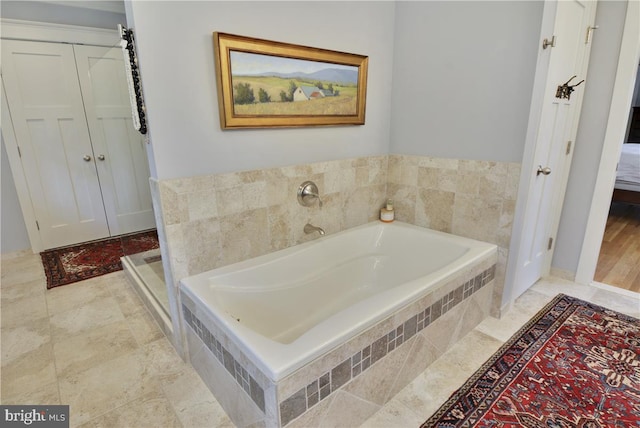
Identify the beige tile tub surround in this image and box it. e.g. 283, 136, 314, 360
179, 248, 496, 427
158, 156, 388, 284
279, 258, 496, 428
153, 154, 518, 361
387, 154, 520, 315
156, 154, 517, 285
155, 156, 388, 357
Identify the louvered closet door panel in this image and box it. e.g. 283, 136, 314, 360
74, 45, 155, 236
1, 39, 110, 249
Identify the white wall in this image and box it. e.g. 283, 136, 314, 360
553, 0, 628, 274
389, 1, 543, 163
128, 1, 395, 180
1, 1, 125, 29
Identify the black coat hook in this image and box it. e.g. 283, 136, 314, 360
556, 76, 585, 100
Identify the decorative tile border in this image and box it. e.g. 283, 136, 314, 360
182, 305, 266, 413
279, 264, 496, 426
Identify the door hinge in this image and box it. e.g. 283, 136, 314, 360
566, 141, 572, 155
17, 146, 22, 158
585, 25, 599, 44
548, 237, 553, 250
35, 220, 40, 231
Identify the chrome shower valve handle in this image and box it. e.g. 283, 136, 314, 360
297, 181, 323, 207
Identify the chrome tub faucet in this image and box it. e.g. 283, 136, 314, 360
304, 223, 325, 236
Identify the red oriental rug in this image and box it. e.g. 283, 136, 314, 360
422, 294, 640, 428
40, 230, 159, 289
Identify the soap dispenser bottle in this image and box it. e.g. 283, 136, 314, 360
380, 199, 395, 223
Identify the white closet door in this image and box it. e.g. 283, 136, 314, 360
1, 39, 110, 249
73, 45, 155, 235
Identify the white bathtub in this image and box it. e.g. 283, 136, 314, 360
180, 221, 497, 383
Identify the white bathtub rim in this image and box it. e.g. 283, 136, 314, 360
183, 221, 484, 283
180, 221, 497, 382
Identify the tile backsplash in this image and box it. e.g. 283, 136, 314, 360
155, 153, 520, 338
387, 154, 521, 314
156, 155, 388, 291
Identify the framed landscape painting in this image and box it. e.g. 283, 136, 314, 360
213, 32, 368, 129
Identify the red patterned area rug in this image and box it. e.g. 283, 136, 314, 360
422, 294, 640, 428
40, 230, 159, 289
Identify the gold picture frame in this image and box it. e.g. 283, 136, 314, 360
213, 32, 368, 129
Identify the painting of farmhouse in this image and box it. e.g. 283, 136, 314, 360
229, 51, 359, 116
213, 32, 368, 128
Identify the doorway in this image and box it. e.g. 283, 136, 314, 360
593, 65, 640, 292
1, 20, 170, 320
594, 203, 640, 292
576, 0, 640, 291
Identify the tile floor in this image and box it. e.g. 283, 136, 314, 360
1, 252, 639, 427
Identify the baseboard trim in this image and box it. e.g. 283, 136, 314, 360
549, 267, 576, 282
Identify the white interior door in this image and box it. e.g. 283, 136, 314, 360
73, 44, 155, 236
511, 0, 597, 299
1, 39, 110, 249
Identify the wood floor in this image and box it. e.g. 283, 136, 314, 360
594, 202, 640, 293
